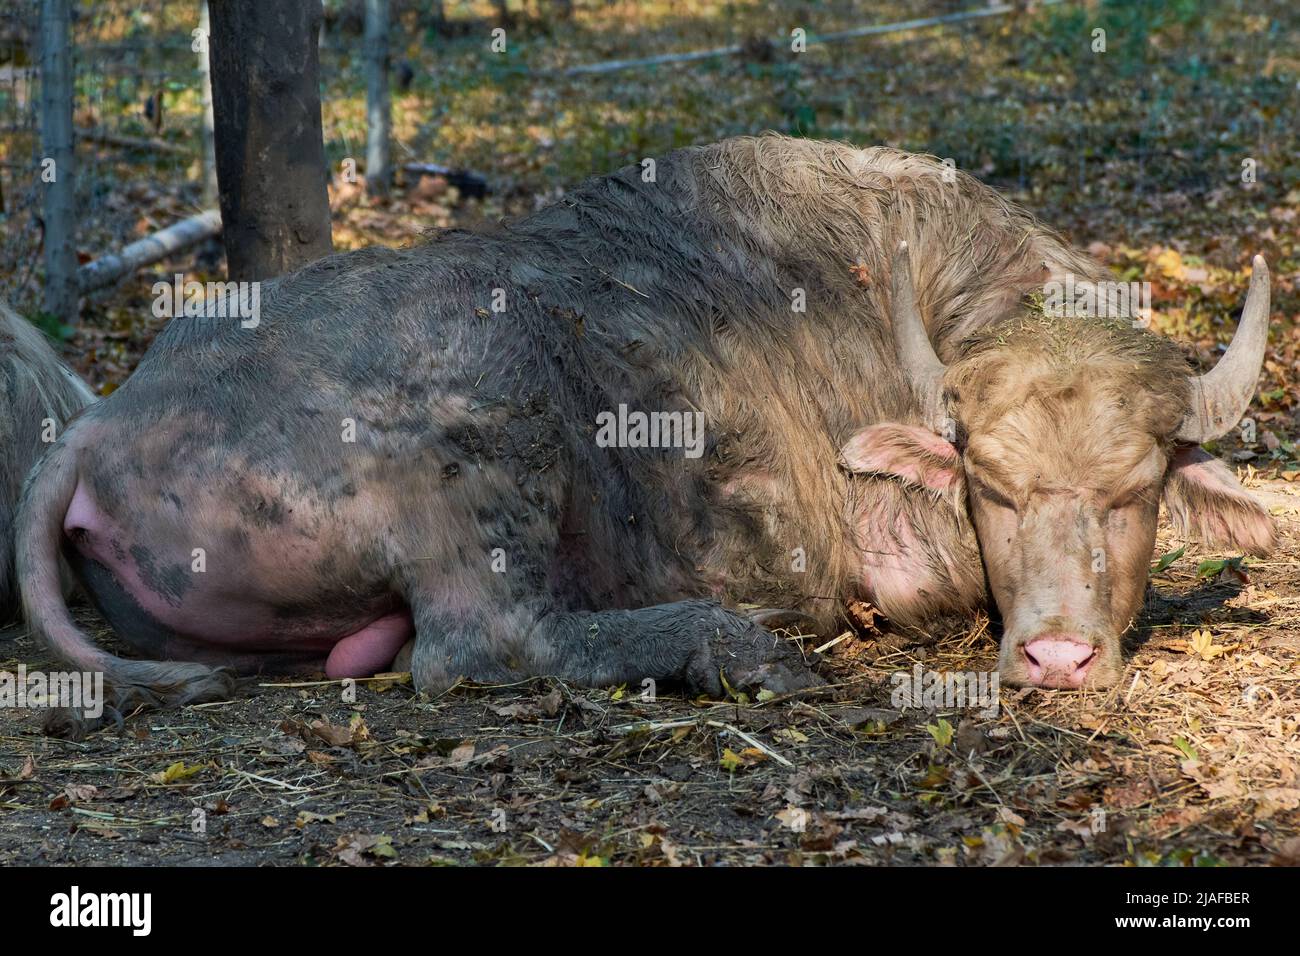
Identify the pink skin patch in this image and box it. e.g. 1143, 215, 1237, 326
852, 495, 974, 620
1023, 637, 1096, 688
324, 611, 415, 678
840, 423, 959, 493
64, 479, 413, 677
844, 425, 984, 622
1170, 446, 1239, 492
858, 499, 925, 602
64, 480, 271, 633
1164, 445, 1276, 553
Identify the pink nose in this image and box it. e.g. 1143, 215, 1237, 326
1023, 637, 1096, 688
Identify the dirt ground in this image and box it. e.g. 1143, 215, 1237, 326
2, 474, 1296, 867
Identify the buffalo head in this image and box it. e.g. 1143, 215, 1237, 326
842, 243, 1274, 690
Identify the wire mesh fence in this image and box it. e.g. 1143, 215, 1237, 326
1, 0, 210, 317
0, 0, 43, 311
0, 0, 497, 319
1, 1, 1295, 323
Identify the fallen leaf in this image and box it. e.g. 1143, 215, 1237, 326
333, 833, 398, 866
1172, 736, 1199, 761
996, 807, 1026, 827
1187, 628, 1235, 662
492, 701, 540, 721
448, 741, 476, 767
927, 718, 955, 748
1150, 545, 1186, 574
539, 688, 564, 716
1154, 247, 1184, 280
775, 805, 810, 831
1057, 818, 1095, 841
296, 810, 344, 827
720, 747, 766, 772
366, 671, 411, 692
151, 761, 206, 785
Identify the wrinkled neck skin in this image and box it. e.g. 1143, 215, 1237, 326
845, 473, 986, 630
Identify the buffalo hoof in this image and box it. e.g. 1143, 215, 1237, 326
685, 611, 822, 697
43, 705, 110, 741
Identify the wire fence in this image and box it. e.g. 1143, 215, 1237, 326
1, 0, 1294, 324
1, 0, 482, 319
0, 0, 44, 311
1, 0, 1049, 323
2, 0, 205, 318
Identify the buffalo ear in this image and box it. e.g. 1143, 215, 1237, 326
839, 423, 961, 493
1162, 446, 1275, 556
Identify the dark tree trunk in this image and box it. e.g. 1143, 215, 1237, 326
207, 0, 333, 281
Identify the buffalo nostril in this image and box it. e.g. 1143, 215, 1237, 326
1023, 638, 1097, 689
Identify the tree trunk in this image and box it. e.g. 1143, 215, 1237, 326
207, 0, 333, 281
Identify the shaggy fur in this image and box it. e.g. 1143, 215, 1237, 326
1, 303, 95, 622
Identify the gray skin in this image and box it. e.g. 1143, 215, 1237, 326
1, 303, 96, 623
14, 135, 1273, 735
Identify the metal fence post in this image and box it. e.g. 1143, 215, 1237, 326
364, 0, 390, 196
199, 0, 218, 207
39, 0, 77, 323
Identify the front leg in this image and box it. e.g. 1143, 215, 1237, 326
407, 596, 818, 697
390, 438, 817, 696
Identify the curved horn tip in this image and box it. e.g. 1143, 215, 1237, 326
1173, 253, 1272, 445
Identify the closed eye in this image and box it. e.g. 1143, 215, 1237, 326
971, 477, 1018, 511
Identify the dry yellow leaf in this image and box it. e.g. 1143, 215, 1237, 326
1154, 248, 1184, 280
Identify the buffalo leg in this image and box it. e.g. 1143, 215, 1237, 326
406, 597, 818, 697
